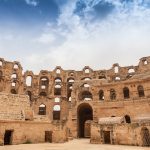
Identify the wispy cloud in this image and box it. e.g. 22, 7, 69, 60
25, 0, 38, 6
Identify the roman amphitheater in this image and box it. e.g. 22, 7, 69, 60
0, 56, 150, 148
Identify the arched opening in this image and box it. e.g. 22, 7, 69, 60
67, 85, 72, 101
39, 104, 46, 115
11, 82, 16, 87
141, 127, 150, 146
0, 71, 3, 79
4, 130, 13, 145
128, 68, 135, 73
83, 83, 90, 88
124, 115, 131, 123
67, 78, 74, 101
99, 90, 104, 100
55, 77, 62, 83
67, 78, 75, 83
53, 105, 60, 120
0, 61, 2, 66
84, 68, 90, 74
83, 77, 91, 81
40, 77, 49, 90
13, 64, 19, 69
77, 103, 93, 138
123, 87, 130, 99
114, 66, 119, 73
56, 69, 61, 74
137, 85, 145, 97
143, 59, 148, 65
54, 97, 60, 103
69, 72, 74, 76
54, 84, 61, 95
11, 89, 17, 94
27, 91, 32, 101
79, 91, 93, 101
11, 73, 17, 79
26, 76, 32, 87
39, 92, 47, 97
99, 75, 106, 79
110, 89, 116, 100
115, 76, 120, 81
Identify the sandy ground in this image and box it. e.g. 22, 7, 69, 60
0, 139, 149, 150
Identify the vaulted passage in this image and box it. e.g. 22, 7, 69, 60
77, 103, 93, 138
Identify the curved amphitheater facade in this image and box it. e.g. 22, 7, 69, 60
0, 56, 150, 146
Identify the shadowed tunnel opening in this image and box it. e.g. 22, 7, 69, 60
78, 103, 93, 138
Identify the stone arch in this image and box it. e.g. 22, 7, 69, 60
11, 89, 17, 94
26, 76, 32, 87
137, 85, 145, 97
79, 91, 93, 101
67, 78, 74, 101
99, 90, 104, 100
27, 91, 32, 101
56, 68, 61, 74
123, 87, 130, 99
114, 66, 119, 73
0, 60, 2, 66
67, 77, 75, 83
55, 77, 62, 83
141, 127, 150, 146
39, 104, 46, 115
13, 64, 19, 69
39, 91, 47, 97
53, 105, 61, 120
110, 89, 116, 100
124, 115, 131, 123
54, 84, 61, 96
11, 73, 17, 79
40, 77, 49, 89
77, 103, 93, 138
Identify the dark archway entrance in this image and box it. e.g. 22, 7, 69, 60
45, 131, 52, 143
141, 127, 150, 146
77, 103, 93, 138
4, 130, 13, 145
103, 131, 111, 144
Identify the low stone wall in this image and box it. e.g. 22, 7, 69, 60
0, 120, 67, 145
90, 122, 150, 146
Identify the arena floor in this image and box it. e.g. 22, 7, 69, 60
0, 139, 149, 150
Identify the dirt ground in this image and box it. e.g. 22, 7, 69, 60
0, 139, 149, 150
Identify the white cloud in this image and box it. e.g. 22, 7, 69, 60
35, 33, 55, 44
25, 0, 38, 6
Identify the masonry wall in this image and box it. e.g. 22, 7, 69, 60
90, 122, 150, 146
0, 120, 67, 145
0, 93, 32, 120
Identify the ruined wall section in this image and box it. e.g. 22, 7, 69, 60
0, 92, 33, 120
0, 58, 24, 94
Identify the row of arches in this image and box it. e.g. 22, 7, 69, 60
0, 61, 19, 69
79, 85, 145, 101
39, 104, 61, 120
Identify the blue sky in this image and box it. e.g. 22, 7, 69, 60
0, 0, 150, 73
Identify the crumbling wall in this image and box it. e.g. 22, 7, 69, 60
0, 92, 33, 120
